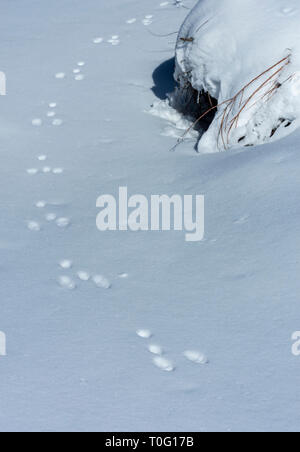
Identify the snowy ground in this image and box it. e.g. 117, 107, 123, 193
1, 0, 300, 432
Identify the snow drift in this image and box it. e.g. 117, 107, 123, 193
173, 0, 300, 152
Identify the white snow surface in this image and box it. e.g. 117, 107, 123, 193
175, 0, 300, 151
1, 0, 300, 432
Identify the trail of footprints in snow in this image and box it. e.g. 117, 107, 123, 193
55, 61, 86, 83
30, 60, 88, 231
32, 2, 180, 130
136, 329, 209, 373
27, 152, 64, 177
28, 10, 168, 280
142, 15, 154, 26
28, 197, 71, 232
32, 102, 63, 128
57, 259, 112, 291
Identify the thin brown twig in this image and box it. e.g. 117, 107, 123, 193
172, 55, 291, 151
226, 63, 288, 143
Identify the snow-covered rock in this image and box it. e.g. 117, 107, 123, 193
175, 0, 300, 152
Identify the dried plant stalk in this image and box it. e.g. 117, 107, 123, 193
172, 55, 291, 151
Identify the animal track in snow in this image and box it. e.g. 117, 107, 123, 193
56, 217, 71, 228
108, 35, 120, 46
136, 328, 210, 372
136, 329, 152, 339
52, 118, 63, 126
93, 37, 104, 44
58, 275, 76, 290
77, 271, 91, 281
35, 154, 63, 175
73, 62, 86, 81
45, 103, 58, 119
27, 168, 39, 175
55, 72, 66, 80
148, 344, 163, 355
142, 15, 153, 26
35, 200, 47, 209
32, 118, 43, 127
280, 7, 296, 16
183, 350, 208, 365
59, 259, 73, 269
153, 356, 175, 372
136, 329, 174, 372
27, 221, 41, 232
37, 155, 47, 161
74, 74, 85, 81
52, 168, 64, 174
32, 102, 61, 127
29, 212, 70, 229
45, 213, 57, 222
126, 18, 137, 24
31, 195, 70, 230
56, 261, 110, 291
92, 274, 111, 289
27, 166, 63, 176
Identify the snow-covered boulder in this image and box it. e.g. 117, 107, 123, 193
175, 0, 300, 152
